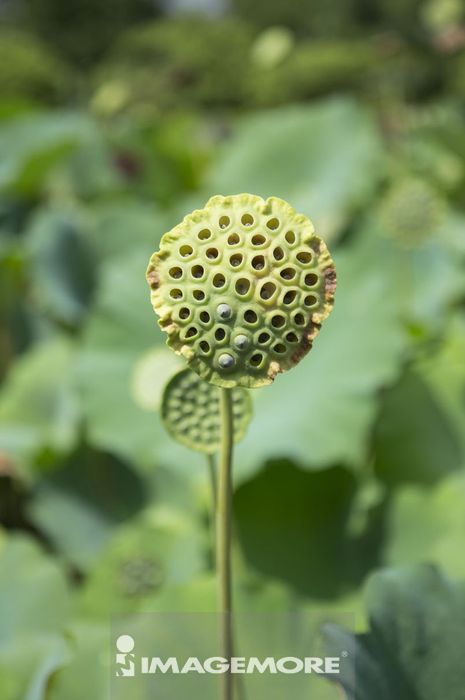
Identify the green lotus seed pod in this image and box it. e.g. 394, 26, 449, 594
161, 368, 252, 454
80, 509, 202, 615
147, 194, 336, 388
379, 178, 446, 246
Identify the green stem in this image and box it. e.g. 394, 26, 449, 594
206, 453, 217, 571
217, 387, 234, 700
207, 453, 218, 513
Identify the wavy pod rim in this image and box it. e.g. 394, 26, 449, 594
147, 194, 336, 389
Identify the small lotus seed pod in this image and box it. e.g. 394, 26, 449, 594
147, 194, 336, 388
161, 369, 252, 454
379, 178, 445, 246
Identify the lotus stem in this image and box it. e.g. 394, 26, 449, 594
217, 387, 234, 700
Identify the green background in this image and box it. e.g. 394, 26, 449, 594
1, 0, 465, 697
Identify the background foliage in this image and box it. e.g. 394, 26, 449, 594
1, 0, 465, 697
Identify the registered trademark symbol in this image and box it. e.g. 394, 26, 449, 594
341, 651, 349, 658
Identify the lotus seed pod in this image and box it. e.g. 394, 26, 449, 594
161, 369, 252, 454
147, 194, 336, 388
379, 178, 446, 246
81, 511, 201, 614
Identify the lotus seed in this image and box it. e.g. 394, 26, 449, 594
217, 303, 232, 320
218, 353, 235, 369
234, 334, 250, 351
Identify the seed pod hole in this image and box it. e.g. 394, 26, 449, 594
260, 281, 277, 300
273, 247, 284, 261
191, 265, 204, 279
185, 326, 198, 339
294, 312, 306, 326
241, 213, 254, 226
304, 273, 319, 286
219, 216, 230, 229
273, 343, 286, 354
297, 251, 312, 265
280, 267, 296, 280
267, 217, 280, 230
304, 294, 318, 307
252, 234, 266, 246
206, 247, 219, 260
228, 233, 240, 245
169, 266, 183, 279
215, 327, 226, 341
286, 332, 298, 343
179, 245, 193, 257
200, 311, 210, 323
244, 309, 258, 324
198, 228, 212, 240
179, 307, 190, 320
213, 273, 226, 288
251, 255, 265, 270
249, 353, 263, 367
283, 290, 297, 305
271, 314, 286, 328
258, 332, 271, 344
235, 278, 250, 295
285, 231, 296, 244
193, 289, 205, 301
200, 341, 210, 353
230, 253, 243, 267
170, 288, 183, 299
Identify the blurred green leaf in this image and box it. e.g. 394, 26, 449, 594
325, 565, 465, 700
90, 202, 169, 261
47, 623, 108, 700
206, 98, 384, 240
0, 635, 69, 700
25, 207, 96, 326
233, 461, 380, 598
131, 347, 183, 412
0, 111, 98, 195
75, 251, 168, 464
417, 315, 465, 453
374, 200, 465, 334
439, 212, 465, 257
0, 533, 70, 644
407, 241, 465, 332
386, 474, 465, 578
0, 337, 79, 471
373, 370, 463, 487
0, 534, 71, 700
27, 447, 147, 571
